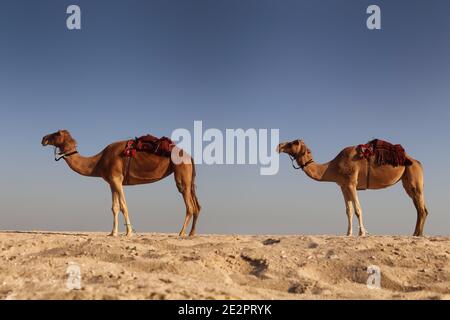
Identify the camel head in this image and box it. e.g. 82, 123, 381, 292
277, 139, 307, 156
41, 129, 77, 153
277, 139, 313, 167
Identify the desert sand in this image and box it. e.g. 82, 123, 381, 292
0, 231, 449, 300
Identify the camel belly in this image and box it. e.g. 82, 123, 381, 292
122, 153, 173, 185
357, 159, 405, 190
123, 174, 173, 186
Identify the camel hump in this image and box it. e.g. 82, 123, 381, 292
335, 146, 358, 160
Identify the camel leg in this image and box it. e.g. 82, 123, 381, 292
109, 185, 120, 237
346, 186, 367, 236
174, 164, 197, 237
119, 190, 133, 237
179, 206, 193, 237
111, 178, 133, 237
341, 187, 354, 236
178, 188, 196, 236
402, 161, 428, 236
189, 212, 200, 237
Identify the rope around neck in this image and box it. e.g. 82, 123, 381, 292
289, 154, 314, 171
54, 147, 78, 161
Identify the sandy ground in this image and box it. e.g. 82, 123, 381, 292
0, 231, 449, 300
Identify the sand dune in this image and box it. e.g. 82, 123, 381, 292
0, 231, 449, 299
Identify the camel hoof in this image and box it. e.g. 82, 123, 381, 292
108, 232, 118, 237
125, 232, 133, 238
188, 232, 196, 237
178, 232, 186, 237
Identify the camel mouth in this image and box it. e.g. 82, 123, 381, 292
41, 138, 49, 146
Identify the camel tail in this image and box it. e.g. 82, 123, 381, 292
190, 157, 201, 214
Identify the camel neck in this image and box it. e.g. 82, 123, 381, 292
302, 161, 332, 182
64, 152, 102, 177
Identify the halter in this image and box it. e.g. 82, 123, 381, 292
289, 152, 314, 171
54, 146, 78, 161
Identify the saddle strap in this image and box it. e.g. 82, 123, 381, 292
123, 156, 132, 185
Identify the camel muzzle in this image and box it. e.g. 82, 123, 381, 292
41, 137, 50, 146
276, 144, 285, 153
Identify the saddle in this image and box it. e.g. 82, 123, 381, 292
356, 139, 412, 167
123, 135, 175, 158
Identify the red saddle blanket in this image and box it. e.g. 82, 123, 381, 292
123, 135, 175, 158
356, 139, 412, 167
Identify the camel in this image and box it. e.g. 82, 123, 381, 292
41, 130, 201, 237
277, 139, 428, 236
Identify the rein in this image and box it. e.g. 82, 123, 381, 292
54, 147, 78, 161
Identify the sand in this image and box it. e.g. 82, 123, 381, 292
0, 231, 449, 300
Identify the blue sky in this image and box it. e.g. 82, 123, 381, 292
0, 0, 449, 235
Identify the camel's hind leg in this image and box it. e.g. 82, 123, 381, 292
402, 160, 428, 236
179, 191, 194, 237
189, 210, 200, 237
174, 162, 200, 237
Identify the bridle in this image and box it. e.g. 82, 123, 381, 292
288, 151, 314, 171
54, 146, 78, 161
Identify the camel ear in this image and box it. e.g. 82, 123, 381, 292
293, 140, 300, 145
299, 141, 308, 154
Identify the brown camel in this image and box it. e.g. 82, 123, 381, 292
41, 130, 201, 237
277, 139, 428, 236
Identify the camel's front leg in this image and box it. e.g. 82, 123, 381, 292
341, 187, 353, 236
111, 178, 133, 237
109, 186, 120, 237
347, 186, 367, 236
118, 190, 133, 237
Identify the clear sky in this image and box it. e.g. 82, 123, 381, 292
0, 0, 449, 235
